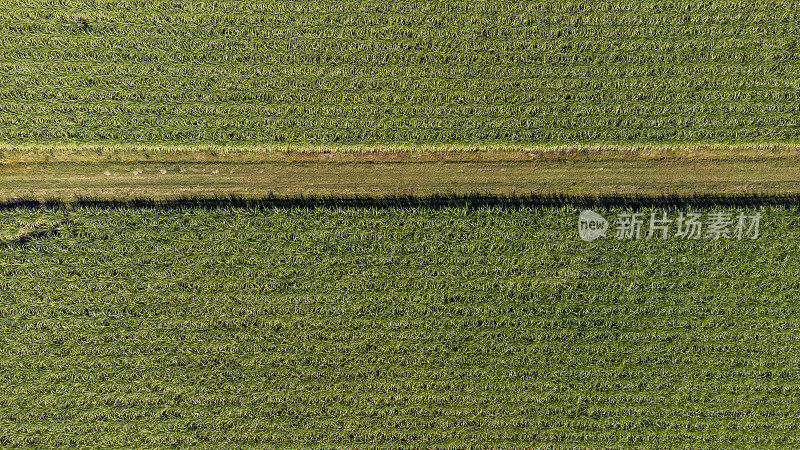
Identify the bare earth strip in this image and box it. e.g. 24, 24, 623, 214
1, 144, 799, 200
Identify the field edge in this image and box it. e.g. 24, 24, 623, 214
1, 142, 799, 164
2, 193, 799, 211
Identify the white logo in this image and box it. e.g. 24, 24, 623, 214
578, 209, 761, 241
578, 210, 608, 242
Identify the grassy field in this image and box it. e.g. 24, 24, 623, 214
1, 204, 799, 446
0, 1, 797, 144
2, 0, 799, 445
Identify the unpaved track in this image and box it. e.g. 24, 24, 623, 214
2, 157, 800, 200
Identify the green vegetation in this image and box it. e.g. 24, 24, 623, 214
2, 0, 798, 445
2, 205, 800, 446
0, 1, 797, 144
